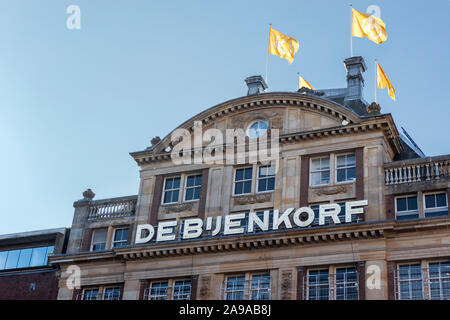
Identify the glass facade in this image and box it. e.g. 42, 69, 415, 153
0, 246, 54, 270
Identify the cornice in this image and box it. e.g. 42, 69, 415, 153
131, 115, 402, 165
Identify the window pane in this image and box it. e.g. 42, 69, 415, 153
0, 251, 7, 270
235, 169, 244, 181
17, 248, 32, 268
104, 287, 121, 300
235, 182, 243, 195
30, 247, 47, 267
93, 229, 107, 243
347, 154, 356, 166
336, 155, 346, 168
436, 193, 447, 207
244, 168, 253, 180
336, 169, 346, 183
397, 198, 407, 212
173, 280, 191, 300
425, 194, 435, 208
165, 179, 173, 190
243, 181, 252, 194
172, 178, 180, 189
407, 196, 418, 211
346, 167, 356, 180
193, 188, 201, 200
5, 250, 20, 269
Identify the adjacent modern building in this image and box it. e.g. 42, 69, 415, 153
48, 56, 449, 300
0, 228, 69, 300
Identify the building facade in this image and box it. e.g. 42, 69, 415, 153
0, 228, 69, 300
50, 56, 450, 300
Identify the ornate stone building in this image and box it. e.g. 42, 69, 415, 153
50, 56, 450, 300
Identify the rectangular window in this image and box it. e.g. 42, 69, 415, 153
398, 264, 423, 300
149, 281, 169, 300
5, 250, 20, 270
424, 192, 448, 218
91, 229, 107, 251
173, 280, 192, 300
0, 251, 7, 270
17, 248, 33, 268
103, 287, 121, 300
428, 261, 450, 300
82, 289, 99, 300
250, 274, 271, 300
234, 167, 253, 195
307, 269, 330, 300
335, 267, 358, 300
395, 195, 419, 220
225, 275, 246, 300
336, 153, 356, 183
257, 165, 275, 193
163, 177, 181, 204
310, 157, 330, 186
184, 175, 202, 201
112, 228, 129, 248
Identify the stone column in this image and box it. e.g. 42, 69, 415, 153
122, 279, 141, 300
66, 189, 95, 253
365, 260, 389, 300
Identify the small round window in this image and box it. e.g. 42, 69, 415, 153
247, 120, 268, 139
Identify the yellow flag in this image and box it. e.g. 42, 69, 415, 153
352, 8, 387, 44
298, 75, 314, 90
377, 63, 395, 100
268, 27, 299, 64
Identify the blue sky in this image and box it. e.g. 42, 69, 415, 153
0, 0, 449, 234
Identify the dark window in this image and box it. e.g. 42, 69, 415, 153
424, 193, 448, 218
163, 177, 181, 204
257, 166, 275, 192
184, 175, 202, 201
112, 228, 129, 248
234, 168, 252, 195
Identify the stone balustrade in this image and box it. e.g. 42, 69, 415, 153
384, 155, 450, 185
87, 195, 137, 221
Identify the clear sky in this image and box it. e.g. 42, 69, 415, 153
0, 0, 449, 234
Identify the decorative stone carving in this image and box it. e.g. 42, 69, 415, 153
151, 136, 161, 146
162, 203, 194, 213
281, 271, 292, 300
82, 189, 95, 200
312, 185, 348, 196
367, 102, 381, 115
234, 193, 272, 205
199, 276, 211, 298
231, 110, 283, 132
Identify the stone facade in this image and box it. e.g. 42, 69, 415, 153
49, 59, 450, 301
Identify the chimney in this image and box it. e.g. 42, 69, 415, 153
245, 75, 268, 95
344, 56, 367, 102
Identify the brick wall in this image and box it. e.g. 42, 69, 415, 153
0, 269, 59, 300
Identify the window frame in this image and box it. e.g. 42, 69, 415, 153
256, 165, 276, 194
247, 120, 269, 139
423, 192, 448, 217
396, 262, 424, 300
90, 228, 108, 252
112, 228, 129, 248
183, 174, 203, 203
233, 167, 253, 196
306, 265, 359, 300
162, 176, 182, 205
395, 195, 419, 220
102, 286, 121, 300
335, 152, 356, 184
224, 272, 271, 300
310, 156, 331, 187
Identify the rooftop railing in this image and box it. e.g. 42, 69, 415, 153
384, 155, 450, 185
87, 195, 137, 221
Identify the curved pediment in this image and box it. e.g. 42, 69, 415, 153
145, 92, 363, 154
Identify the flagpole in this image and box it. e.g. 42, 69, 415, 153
350, 4, 353, 57
374, 59, 378, 103
265, 23, 271, 90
